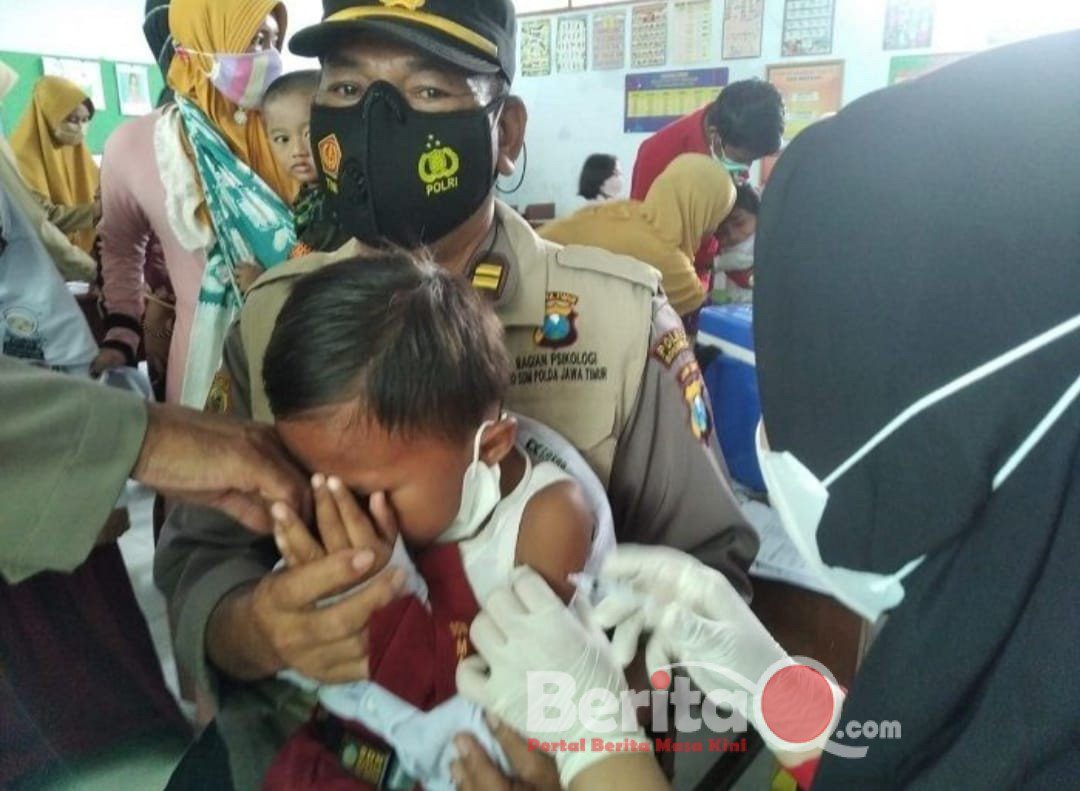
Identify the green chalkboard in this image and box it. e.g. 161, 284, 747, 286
0, 51, 166, 155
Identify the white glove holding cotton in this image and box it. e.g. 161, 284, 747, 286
594, 546, 844, 761
593, 546, 790, 719
456, 567, 647, 787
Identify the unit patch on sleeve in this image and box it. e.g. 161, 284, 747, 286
205, 368, 232, 415
678, 361, 712, 443
652, 327, 690, 369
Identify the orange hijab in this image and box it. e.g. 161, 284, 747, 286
168, 0, 295, 201
10, 76, 100, 253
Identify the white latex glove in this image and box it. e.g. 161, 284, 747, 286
594, 546, 841, 760
456, 567, 647, 787
594, 545, 787, 680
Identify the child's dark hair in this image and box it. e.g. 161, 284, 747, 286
578, 154, 617, 200
263, 254, 510, 441
733, 183, 761, 216
262, 69, 320, 109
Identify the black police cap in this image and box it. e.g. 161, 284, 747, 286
291, 0, 516, 83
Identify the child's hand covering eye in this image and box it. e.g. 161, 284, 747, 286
273, 474, 398, 579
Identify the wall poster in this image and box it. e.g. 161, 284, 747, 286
625, 67, 729, 134
781, 0, 836, 57
722, 0, 764, 59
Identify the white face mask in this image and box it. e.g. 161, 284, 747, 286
713, 233, 755, 273
756, 311, 1080, 622
712, 138, 749, 183
440, 419, 504, 543
599, 174, 624, 200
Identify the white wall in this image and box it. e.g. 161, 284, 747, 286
509, 0, 1080, 214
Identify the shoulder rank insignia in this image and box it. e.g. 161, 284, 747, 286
469, 258, 507, 300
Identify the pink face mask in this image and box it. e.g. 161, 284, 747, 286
178, 47, 283, 109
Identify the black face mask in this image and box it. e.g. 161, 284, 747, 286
310, 81, 504, 249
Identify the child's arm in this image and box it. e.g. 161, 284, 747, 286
515, 479, 593, 603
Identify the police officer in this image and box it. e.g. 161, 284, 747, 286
154, 1, 758, 785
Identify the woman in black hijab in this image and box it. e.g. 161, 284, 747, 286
143, 0, 174, 105
754, 28, 1080, 788
451, 28, 1080, 791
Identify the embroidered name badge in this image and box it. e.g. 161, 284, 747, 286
2, 307, 45, 362
339, 738, 391, 786
652, 328, 690, 369
534, 291, 579, 349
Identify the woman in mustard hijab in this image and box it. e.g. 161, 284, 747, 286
10, 75, 100, 254
540, 153, 736, 321
96, 0, 298, 408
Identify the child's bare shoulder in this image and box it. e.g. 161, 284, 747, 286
515, 473, 593, 601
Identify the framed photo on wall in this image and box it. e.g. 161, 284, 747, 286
115, 63, 153, 117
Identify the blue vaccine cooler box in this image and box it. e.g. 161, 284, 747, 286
697, 304, 766, 492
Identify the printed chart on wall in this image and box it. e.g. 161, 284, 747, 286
883, 0, 935, 50
888, 52, 967, 84
723, 0, 764, 59
781, 0, 836, 57
672, 1, 713, 65
625, 67, 728, 133
760, 60, 844, 182
520, 18, 553, 77
42, 57, 107, 110
593, 10, 627, 70
631, 3, 669, 69
556, 16, 588, 73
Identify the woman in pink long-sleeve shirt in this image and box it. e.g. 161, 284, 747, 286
95, 0, 294, 404
97, 112, 205, 404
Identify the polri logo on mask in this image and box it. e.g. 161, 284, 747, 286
318, 134, 343, 184
418, 134, 460, 197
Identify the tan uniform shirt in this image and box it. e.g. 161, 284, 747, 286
154, 201, 758, 787
32, 190, 97, 236
0, 356, 146, 582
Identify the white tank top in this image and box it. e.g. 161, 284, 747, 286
459, 414, 615, 603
